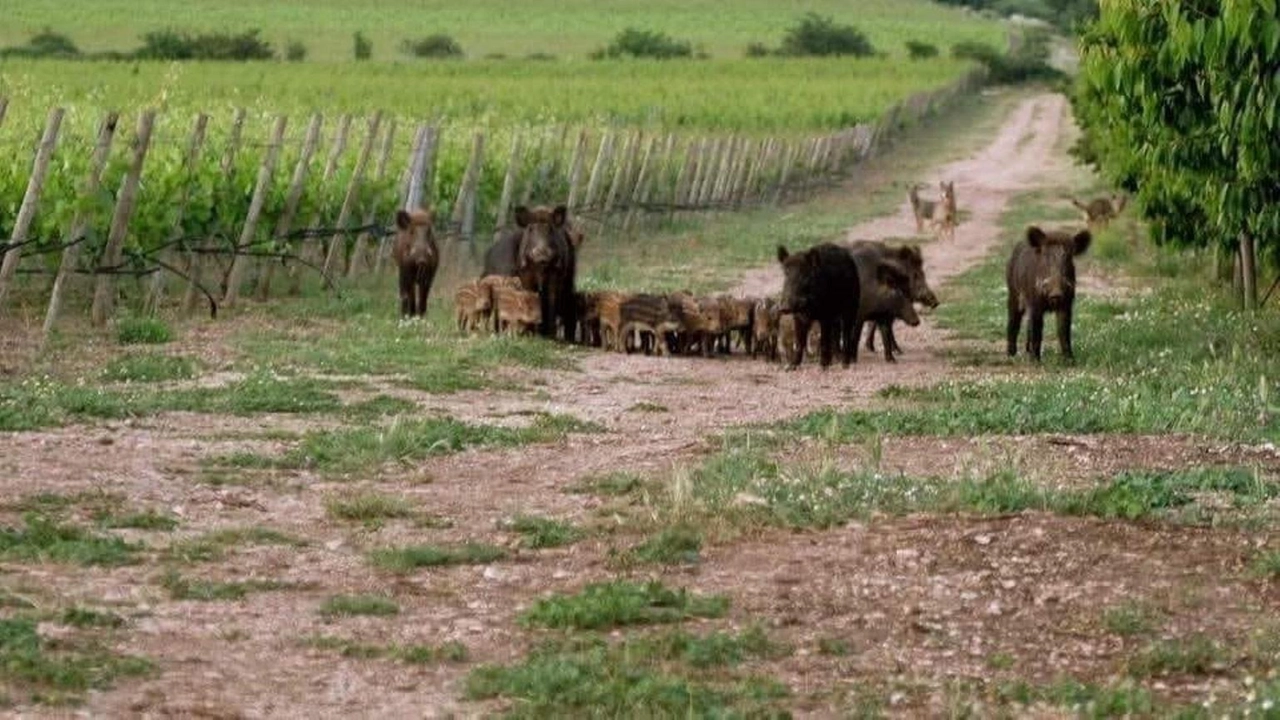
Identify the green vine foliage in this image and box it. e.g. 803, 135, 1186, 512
1074, 0, 1280, 261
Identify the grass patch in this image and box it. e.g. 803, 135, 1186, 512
100, 353, 196, 383
616, 525, 703, 566
665, 441, 1277, 533
273, 414, 597, 476
94, 509, 179, 531
345, 394, 418, 420
319, 594, 400, 618
115, 316, 173, 345
817, 636, 853, 657
1126, 636, 1230, 678
504, 515, 582, 549
520, 580, 728, 630
165, 526, 304, 564
59, 607, 125, 629
567, 472, 647, 497
304, 635, 468, 664
0, 617, 151, 706
466, 628, 787, 717
0, 514, 140, 566
324, 492, 416, 523
368, 542, 507, 573
628, 401, 669, 413
0, 372, 343, 431
994, 678, 1156, 716
160, 570, 299, 601
1102, 601, 1162, 637
1253, 551, 1280, 580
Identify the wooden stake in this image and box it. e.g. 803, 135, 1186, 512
91, 110, 157, 327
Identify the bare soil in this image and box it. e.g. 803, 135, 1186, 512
4, 93, 1278, 718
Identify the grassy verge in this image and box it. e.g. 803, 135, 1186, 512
0, 616, 151, 706
783, 187, 1280, 442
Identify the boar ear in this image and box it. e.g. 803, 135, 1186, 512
776, 245, 789, 263
1026, 226, 1046, 249
1072, 229, 1092, 256
514, 206, 531, 228
876, 260, 908, 287
396, 210, 412, 230
551, 205, 568, 227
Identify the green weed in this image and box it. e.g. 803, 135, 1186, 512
368, 542, 507, 573
0, 514, 139, 566
166, 526, 304, 564
115, 317, 172, 345
617, 525, 703, 566
304, 635, 468, 664
160, 570, 299, 601
100, 354, 196, 383
324, 492, 416, 523
505, 515, 582, 549
319, 594, 400, 618
0, 617, 151, 705
520, 580, 728, 630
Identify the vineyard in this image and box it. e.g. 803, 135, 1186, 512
0, 58, 987, 329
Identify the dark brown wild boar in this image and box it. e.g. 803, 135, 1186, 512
1006, 225, 1091, 361
776, 243, 860, 369
391, 208, 439, 317
847, 240, 938, 355
850, 255, 921, 363
483, 205, 578, 340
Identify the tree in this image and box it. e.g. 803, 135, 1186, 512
1075, 0, 1280, 309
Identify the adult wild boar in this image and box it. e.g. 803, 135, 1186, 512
776, 243, 860, 369
391, 208, 439, 317
847, 240, 938, 355
1006, 225, 1091, 361
483, 205, 578, 339
848, 253, 921, 363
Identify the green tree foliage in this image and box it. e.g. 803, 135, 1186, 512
778, 13, 876, 57
1074, 0, 1280, 262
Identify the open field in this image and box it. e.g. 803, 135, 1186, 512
3, 0, 1004, 61
4, 83, 1280, 716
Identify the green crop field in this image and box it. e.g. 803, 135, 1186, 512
4, 0, 1003, 60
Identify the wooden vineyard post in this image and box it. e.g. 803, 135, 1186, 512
582, 131, 614, 212
145, 113, 209, 313
623, 136, 658, 231
223, 115, 289, 307
376, 124, 427, 275
42, 112, 119, 339
493, 132, 524, 230
450, 131, 485, 243
347, 118, 397, 278
773, 141, 797, 205
322, 111, 382, 279
288, 113, 351, 294
256, 113, 323, 300
519, 129, 546, 207
564, 129, 589, 212
0, 98, 9, 129
0, 107, 64, 312
603, 131, 638, 218
671, 138, 698, 218
91, 110, 157, 327
184, 108, 246, 312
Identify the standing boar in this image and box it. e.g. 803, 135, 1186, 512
716, 295, 755, 355
850, 255, 921, 363
776, 243, 860, 369
483, 205, 579, 340
454, 281, 481, 333
848, 240, 939, 355
1006, 225, 1091, 361
391, 208, 439, 317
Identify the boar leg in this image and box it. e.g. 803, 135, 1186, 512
1006, 295, 1024, 357
1056, 307, 1074, 361
1027, 307, 1045, 362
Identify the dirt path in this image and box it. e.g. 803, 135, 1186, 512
18, 92, 1272, 718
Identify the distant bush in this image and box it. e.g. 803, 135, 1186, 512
285, 40, 307, 62
135, 29, 275, 61
0, 28, 81, 58
353, 31, 372, 60
778, 13, 875, 58
401, 34, 464, 59
952, 29, 1062, 84
744, 42, 772, 58
905, 40, 939, 60
525, 52, 556, 61
592, 28, 694, 60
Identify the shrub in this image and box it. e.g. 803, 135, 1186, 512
525, 52, 556, 61
353, 31, 372, 60
745, 42, 772, 58
285, 40, 307, 62
401, 34, 464, 59
135, 29, 275, 61
594, 28, 694, 60
116, 316, 173, 345
778, 13, 875, 58
952, 30, 1061, 84
905, 40, 939, 59
1, 28, 82, 59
